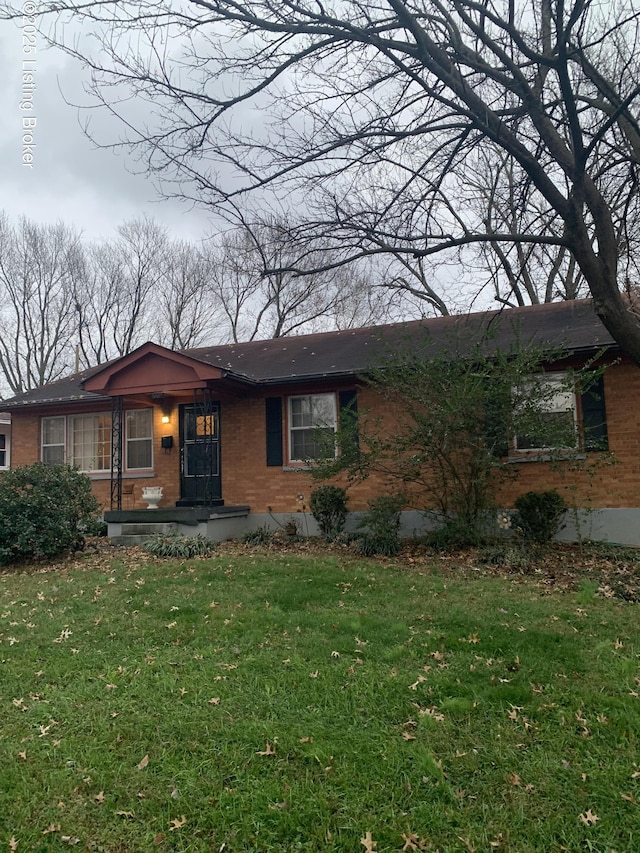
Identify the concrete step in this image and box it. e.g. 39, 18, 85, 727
118, 522, 178, 536
110, 534, 157, 547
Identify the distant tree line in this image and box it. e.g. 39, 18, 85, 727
0, 213, 423, 397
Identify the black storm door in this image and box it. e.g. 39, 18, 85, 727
178, 393, 221, 505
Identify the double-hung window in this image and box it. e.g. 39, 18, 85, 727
514, 373, 577, 451
0, 431, 8, 469
288, 394, 337, 462
41, 416, 66, 465
126, 409, 153, 470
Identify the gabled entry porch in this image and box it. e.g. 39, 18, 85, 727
80, 341, 254, 520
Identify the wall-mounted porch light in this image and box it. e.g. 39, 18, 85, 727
151, 392, 173, 424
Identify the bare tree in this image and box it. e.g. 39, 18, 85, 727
0, 215, 83, 395
20, 0, 640, 359
470, 150, 588, 307
205, 219, 398, 341
75, 217, 167, 366
153, 240, 219, 349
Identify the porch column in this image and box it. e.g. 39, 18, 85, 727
110, 395, 124, 510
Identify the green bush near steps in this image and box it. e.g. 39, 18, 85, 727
0, 463, 101, 565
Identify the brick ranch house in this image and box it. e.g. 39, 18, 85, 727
3, 298, 640, 545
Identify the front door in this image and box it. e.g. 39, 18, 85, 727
178, 401, 222, 505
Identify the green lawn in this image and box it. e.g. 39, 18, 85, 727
0, 547, 638, 851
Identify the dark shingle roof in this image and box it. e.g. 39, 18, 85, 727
1, 299, 616, 409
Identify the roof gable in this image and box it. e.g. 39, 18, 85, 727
83, 343, 226, 395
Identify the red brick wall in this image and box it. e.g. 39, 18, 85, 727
7, 359, 640, 514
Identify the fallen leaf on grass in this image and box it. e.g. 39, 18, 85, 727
94, 791, 105, 804
153, 833, 165, 845
579, 809, 599, 826
402, 732, 416, 741
169, 815, 187, 831
137, 754, 149, 770
257, 742, 276, 756
360, 831, 377, 851
208, 697, 221, 705
401, 832, 420, 851
9, 838, 18, 851
115, 811, 135, 819
299, 737, 314, 743
42, 824, 60, 835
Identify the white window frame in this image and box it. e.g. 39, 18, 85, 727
41, 416, 67, 466
125, 409, 154, 471
514, 372, 577, 452
288, 393, 338, 463
0, 421, 9, 470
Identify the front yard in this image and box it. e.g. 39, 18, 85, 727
0, 543, 639, 851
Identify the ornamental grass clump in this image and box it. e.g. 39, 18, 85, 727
143, 533, 216, 558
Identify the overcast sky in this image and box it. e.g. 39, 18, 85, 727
0, 16, 216, 243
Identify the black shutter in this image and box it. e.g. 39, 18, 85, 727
581, 375, 608, 451
265, 397, 283, 466
338, 389, 359, 454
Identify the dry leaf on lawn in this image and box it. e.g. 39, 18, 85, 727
579, 809, 599, 826
137, 754, 149, 770
257, 742, 276, 756
169, 815, 187, 831
401, 832, 420, 851
360, 831, 377, 851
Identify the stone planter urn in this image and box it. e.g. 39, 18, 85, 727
141, 486, 163, 510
